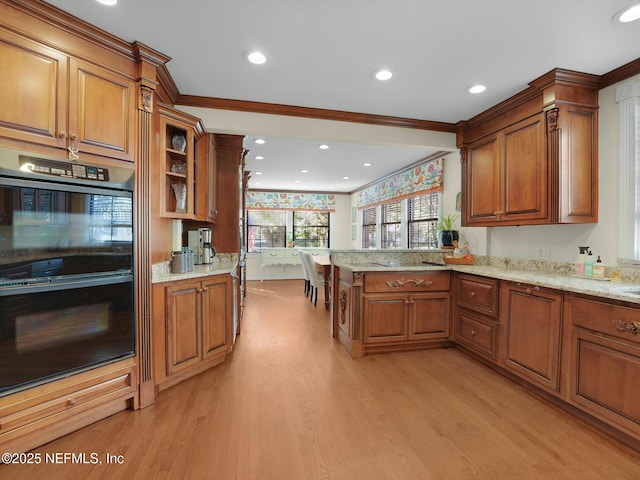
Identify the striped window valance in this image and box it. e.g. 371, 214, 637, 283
246, 191, 336, 211
356, 157, 444, 209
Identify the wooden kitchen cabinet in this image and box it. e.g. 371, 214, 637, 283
0, 358, 137, 454
568, 295, 640, 441
464, 114, 547, 225
361, 271, 451, 354
499, 281, 563, 394
458, 68, 599, 226
0, 28, 136, 162
158, 104, 209, 220
454, 273, 499, 361
155, 274, 231, 390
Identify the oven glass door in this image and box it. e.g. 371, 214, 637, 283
0, 176, 135, 396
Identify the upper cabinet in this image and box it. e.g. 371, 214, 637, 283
157, 104, 217, 222
457, 69, 599, 227
0, 27, 136, 162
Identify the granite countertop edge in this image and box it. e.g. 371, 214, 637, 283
152, 260, 238, 284
334, 262, 640, 305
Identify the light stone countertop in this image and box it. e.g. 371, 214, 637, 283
152, 257, 238, 284
334, 261, 640, 305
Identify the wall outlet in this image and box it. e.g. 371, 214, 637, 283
537, 247, 549, 259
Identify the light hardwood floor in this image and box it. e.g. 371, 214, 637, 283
2, 279, 640, 479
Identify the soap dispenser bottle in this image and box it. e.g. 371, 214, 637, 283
584, 250, 595, 277
575, 246, 588, 276
593, 256, 605, 279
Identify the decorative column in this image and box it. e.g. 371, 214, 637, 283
616, 80, 640, 264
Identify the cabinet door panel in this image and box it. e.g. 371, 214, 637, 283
466, 134, 500, 224
363, 295, 406, 343
502, 114, 547, 222
571, 330, 640, 435
502, 286, 562, 393
201, 278, 228, 360
69, 58, 135, 161
0, 31, 67, 147
408, 294, 450, 340
165, 284, 200, 375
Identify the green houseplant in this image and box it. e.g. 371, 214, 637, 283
438, 213, 460, 248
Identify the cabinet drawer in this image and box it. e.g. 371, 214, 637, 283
455, 310, 497, 360
364, 272, 450, 293
0, 365, 135, 435
455, 274, 498, 317
571, 296, 640, 345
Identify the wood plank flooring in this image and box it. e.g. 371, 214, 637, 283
2, 279, 640, 479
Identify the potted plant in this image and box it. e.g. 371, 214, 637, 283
438, 213, 460, 248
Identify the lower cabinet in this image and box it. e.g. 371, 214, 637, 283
0, 358, 137, 453
569, 295, 640, 440
360, 271, 451, 354
363, 293, 450, 344
499, 282, 563, 394
453, 273, 499, 360
154, 274, 231, 389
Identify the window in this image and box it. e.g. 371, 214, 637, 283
362, 207, 377, 248
617, 78, 640, 263
381, 201, 402, 249
408, 193, 439, 249
247, 210, 286, 252
293, 211, 330, 248
246, 210, 330, 252
360, 192, 441, 249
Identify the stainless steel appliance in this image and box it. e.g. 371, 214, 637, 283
188, 228, 216, 264
0, 148, 135, 396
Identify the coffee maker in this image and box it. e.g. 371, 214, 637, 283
188, 228, 216, 264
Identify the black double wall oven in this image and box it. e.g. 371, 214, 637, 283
0, 149, 135, 396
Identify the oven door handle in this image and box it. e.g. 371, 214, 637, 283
0, 273, 133, 296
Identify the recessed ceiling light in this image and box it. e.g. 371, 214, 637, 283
253, 182, 262, 186
374, 69, 393, 81
342, 176, 350, 180
96, 0, 117, 5
254, 171, 263, 175
300, 169, 309, 173
254, 138, 266, 144
318, 144, 330, 150
363, 162, 372, 167
246, 50, 267, 64
293, 180, 301, 183
254, 155, 264, 160
467, 84, 487, 94
614, 2, 640, 22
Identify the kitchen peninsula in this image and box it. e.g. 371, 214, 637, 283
331, 249, 640, 451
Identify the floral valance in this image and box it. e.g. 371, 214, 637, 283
246, 191, 336, 211
356, 157, 444, 209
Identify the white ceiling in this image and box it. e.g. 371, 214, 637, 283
46, 0, 640, 192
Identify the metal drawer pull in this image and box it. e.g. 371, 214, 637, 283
613, 319, 639, 335
386, 279, 432, 288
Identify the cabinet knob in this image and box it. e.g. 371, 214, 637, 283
470, 291, 476, 297
470, 330, 477, 336
203, 287, 208, 292
67, 398, 77, 407
58, 131, 67, 139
